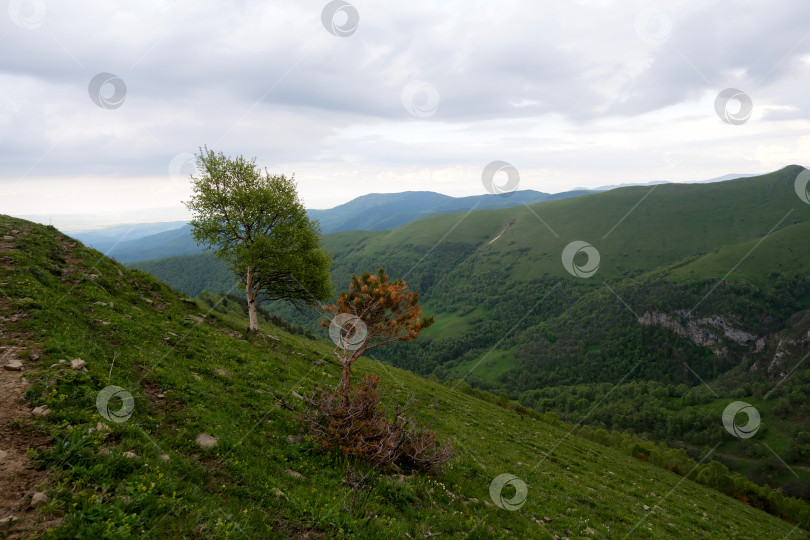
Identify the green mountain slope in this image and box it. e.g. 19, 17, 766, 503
125, 166, 810, 509
128, 165, 810, 390
2, 217, 809, 537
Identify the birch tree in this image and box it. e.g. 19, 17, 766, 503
185, 147, 332, 332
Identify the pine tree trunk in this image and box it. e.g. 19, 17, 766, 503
340, 360, 352, 407
246, 264, 258, 334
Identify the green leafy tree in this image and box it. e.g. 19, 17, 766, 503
185, 147, 332, 333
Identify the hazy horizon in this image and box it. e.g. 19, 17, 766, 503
15, 170, 759, 231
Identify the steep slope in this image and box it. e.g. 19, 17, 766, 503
1, 214, 807, 538
121, 166, 810, 519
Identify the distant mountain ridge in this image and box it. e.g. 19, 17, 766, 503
72, 188, 594, 263
65, 221, 188, 253
69, 173, 758, 263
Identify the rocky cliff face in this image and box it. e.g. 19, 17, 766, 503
637, 311, 757, 357
638, 310, 810, 380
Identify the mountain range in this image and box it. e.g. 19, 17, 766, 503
126, 165, 810, 504
69, 189, 594, 263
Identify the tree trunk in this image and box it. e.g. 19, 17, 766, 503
246, 264, 258, 334
340, 360, 352, 407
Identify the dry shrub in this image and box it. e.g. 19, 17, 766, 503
299, 374, 454, 474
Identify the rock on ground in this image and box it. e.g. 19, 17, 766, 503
70, 358, 86, 370
195, 433, 218, 448
31, 405, 50, 417
30, 492, 49, 508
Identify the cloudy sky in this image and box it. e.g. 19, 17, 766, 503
2, 0, 810, 229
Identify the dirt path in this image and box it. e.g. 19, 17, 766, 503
0, 230, 55, 538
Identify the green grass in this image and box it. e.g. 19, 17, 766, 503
2, 215, 809, 538
451, 348, 515, 381
665, 220, 810, 288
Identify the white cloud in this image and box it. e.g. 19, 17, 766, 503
1, 0, 809, 228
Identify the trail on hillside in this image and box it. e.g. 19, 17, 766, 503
0, 230, 55, 538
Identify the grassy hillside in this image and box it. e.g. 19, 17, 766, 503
2, 217, 809, 538
126, 166, 810, 514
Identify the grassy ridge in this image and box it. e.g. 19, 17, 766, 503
2, 215, 808, 538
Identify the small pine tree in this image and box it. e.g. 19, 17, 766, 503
322, 268, 434, 405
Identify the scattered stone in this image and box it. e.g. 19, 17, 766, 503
117, 269, 124, 277
0, 449, 7, 460
3, 360, 23, 371
286, 435, 304, 444
30, 492, 49, 508
195, 433, 218, 448
49, 363, 61, 369
87, 274, 99, 280
30, 353, 40, 361
271, 488, 287, 499
156, 393, 165, 399
158, 454, 169, 462
11, 230, 19, 234
99, 448, 111, 456
1, 236, 12, 240
191, 373, 202, 381
122, 452, 137, 459
58, 359, 66, 364
96, 422, 112, 432
643, 504, 650, 511
70, 358, 86, 370
0, 516, 17, 524
94, 301, 107, 306
584, 527, 596, 535
285, 469, 304, 479
32, 405, 50, 416
187, 315, 203, 323
290, 390, 304, 400
543, 516, 552, 523
215, 369, 232, 378
144, 298, 154, 305
469, 498, 478, 504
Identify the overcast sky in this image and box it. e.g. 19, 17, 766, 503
2, 0, 810, 229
